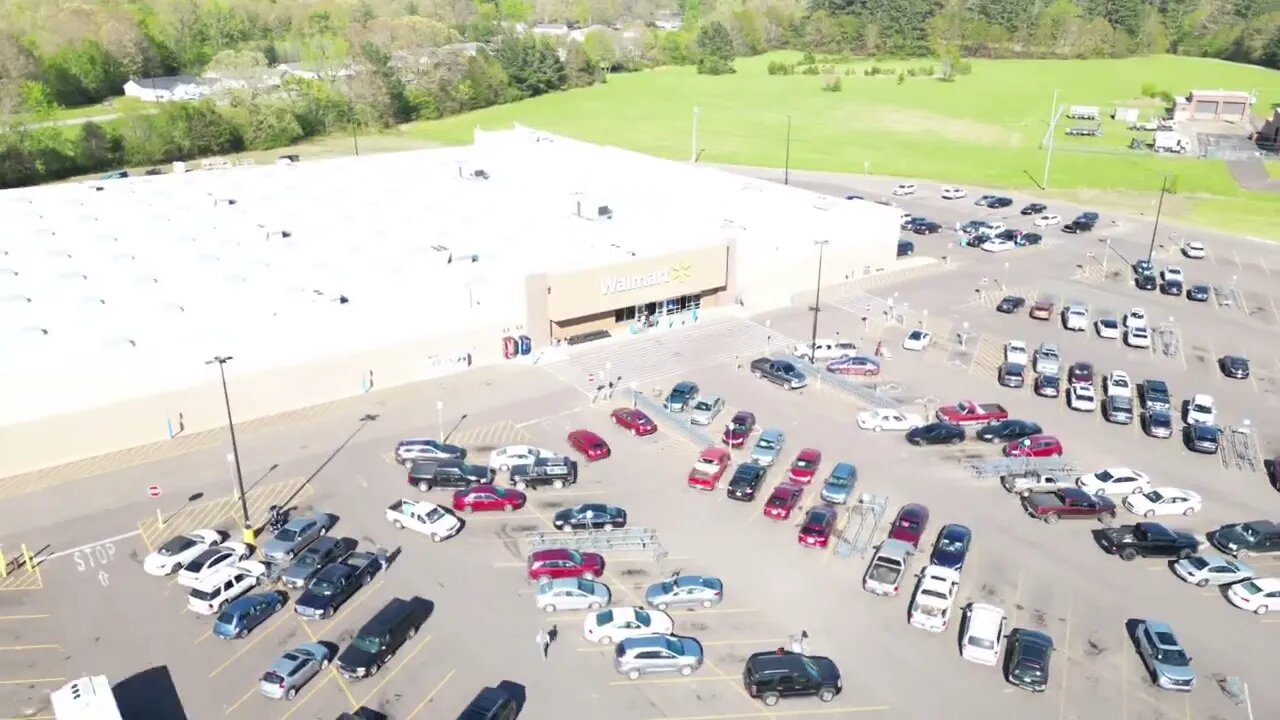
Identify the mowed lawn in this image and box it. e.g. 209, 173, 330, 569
406, 52, 1280, 239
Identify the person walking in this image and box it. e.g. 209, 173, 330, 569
536, 628, 551, 660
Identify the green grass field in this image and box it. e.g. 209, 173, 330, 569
1268, 160, 1280, 178
405, 52, 1280, 239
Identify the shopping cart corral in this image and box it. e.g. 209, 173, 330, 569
1219, 423, 1262, 473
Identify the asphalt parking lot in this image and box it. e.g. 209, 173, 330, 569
2, 176, 1278, 720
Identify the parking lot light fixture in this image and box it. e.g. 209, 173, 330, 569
1002, 262, 1010, 290
1147, 175, 1169, 264
810, 240, 830, 358
206, 355, 251, 542
784, 115, 792, 186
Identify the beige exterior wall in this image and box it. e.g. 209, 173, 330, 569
544, 245, 730, 321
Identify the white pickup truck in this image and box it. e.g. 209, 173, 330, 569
386, 499, 462, 542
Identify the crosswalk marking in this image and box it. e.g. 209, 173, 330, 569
970, 335, 1005, 377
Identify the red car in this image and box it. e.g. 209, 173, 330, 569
567, 430, 611, 461
825, 356, 881, 376
452, 484, 526, 513
787, 448, 822, 483
526, 548, 605, 582
688, 447, 731, 490
887, 503, 930, 548
1003, 434, 1063, 458
610, 408, 656, 436
797, 506, 838, 549
763, 483, 804, 520
722, 411, 757, 448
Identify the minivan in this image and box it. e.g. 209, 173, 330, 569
335, 598, 430, 679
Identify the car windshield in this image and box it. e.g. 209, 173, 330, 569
1143, 490, 1164, 503
1013, 661, 1045, 679
1154, 645, 1189, 666
1101, 319, 1117, 327
215, 611, 236, 625
1096, 471, 1114, 482
1187, 556, 1209, 570
921, 589, 948, 602
1238, 580, 1261, 594
189, 587, 220, 601
757, 438, 777, 450
595, 609, 615, 625
969, 636, 996, 650
1235, 525, 1259, 541
634, 610, 650, 624
351, 633, 384, 653
897, 517, 920, 529
938, 538, 964, 553
159, 536, 197, 556
766, 494, 792, 508
424, 507, 447, 523
1192, 401, 1212, 413
908, 331, 924, 340
795, 458, 816, 469
828, 474, 851, 487
309, 579, 338, 595
275, 528, 299, 543
294, 553, 320, 568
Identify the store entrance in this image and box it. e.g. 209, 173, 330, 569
614, 293, 702, 328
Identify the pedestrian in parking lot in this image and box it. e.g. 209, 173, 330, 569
606, 380, 615, 399
549, 624, 559, 645
537, 628, 551, 659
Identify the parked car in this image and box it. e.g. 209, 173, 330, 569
178, 543, 252, 588
763, 483, 804, 521
281, 536, 357, 590
1095, 317, 1121, 339
213, 592, 287, 639
1104, 395, 1135, 424
1067, 383, 1097, 412
1124, 488, 1201, 518
1184, 423, 1221, 454
407, 459, 492, 491
998, 362, 1026, 388
897, 239, 916, 257
1211, 520, 1280, 558
1022, 488, 1117, 524
1005, 630, 1054, 692
610, 408, 657, 436
452, 484, 527, 513
863, 538, 914, 597
509, 456, 579, 490
726, 462, 768, 502
688, 447, 731, 490
908, 565, 961, 632
996, 296, 1026, 314
858, 408, 926, 432
750, 429, 785, 466
722, 411, 757, 448
1029, 300, 1054, 320
902, 329, 933, 351
1226, 578, 1280, 614
1125, 325, 1152, 348
1097, 522, 1199, 561
689, 395, 726, 425
1077, 467, 1152, 496
961, 603, 1007, 666
1219, 355, 1251, 379
259, 644, 332, 701
887, 503, 929, 548
535, 577, 610, 613
787, 448, 822, 483
1142, 410, 1174, 439
1020, 203, 1047, 215
1187, 284, 1211, 302
488, 445, 558, 472
567, 429, 611, 461
552, 503, 627, 531
582, 606, 673, 645
794, 338, 859, 363
942, 186, 968, 199
1172, 554, 1254, 587
1186, 394, 1216, 425
1003, 434, 1063, 458
644, 575, 723, 610
797, 506, 838, 549
826, 355, 881, 376
892, 183, 916, 196
394, 438, 466, 467
335, 597, 430, 680
1062, 305, 1088, 331
1134, 620, 1195, 691
294, 552, 382, 620
664, 381, 700, 412
144, 529, 224, 577
1034, 374, 1060, 398
526, 549, 604, 582
906, 422, 965, 446
742, 650, 842, 706
1140, 379, 1171, 410
930, 524, 972, 570
614, 634, 704, 680
976, 419, 1042, 444
820, 462, 858, 504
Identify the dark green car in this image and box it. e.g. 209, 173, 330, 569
1004, 629, 1054, 692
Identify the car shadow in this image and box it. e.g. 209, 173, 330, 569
115, 666, 188, 720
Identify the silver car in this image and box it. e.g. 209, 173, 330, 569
1033, 343, 1061, 376
260, 513, 331, 563
688, 395, 725, 426
644, 575, 723, 610
279, 536, 355, 589
1134, 620, 1195, 691
750, 429, 785, 466
614, 634, 704, 680
259, 643, 331, 700
1172, 554, 1255, 587
535, 577, 611, 613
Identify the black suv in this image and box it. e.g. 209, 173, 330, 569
336, 597, 430, 679
509, 456, 578, 490
457, 687, 518, 720
743, 649, 842, 706
1135, 272, 1157, 291
726, 463, 767, 502
1005, 629, 1053, 692
407, 460, 493, 491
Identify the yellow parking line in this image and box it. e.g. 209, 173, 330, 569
356, 635, 433, 707
0, 614, 48, 621
643, 709, 889, 720
0, 644, 60, 651
297, 617, 359, 709
194, 629, 212, 644
223, 686, 258, 715
279, 671, 333, 720
0, 677, 64, 685
330, 579, 385, 625
405, 668, 457, 720
208, 609, 295, 677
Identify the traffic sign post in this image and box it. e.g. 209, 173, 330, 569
149, 485, 164, 527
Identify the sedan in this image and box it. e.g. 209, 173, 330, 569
1125, 308, 1148, 329
1182, 241, 1207, 259
259, 643, 332, 701
902, 329, 932, 351
827, 355, 881, 376
1142, 410, 1174, 439
1226, 578, 1280, 615
942, 186, 968, 199
857, 409, 925, 432
1219, 355, 1250, 379
1125, 326, 1152, 348
912, 221, 943, 235
974, 194, 997, 207
820, 462, 858, 504
797, 506, 838, 549
1172, 555, 1254, 588
567, 430, 611, 461
906, 422, 965, 446
664, 381, 699, 412
213, 591, 287, 639
1033, 213, 1061, 227
1067, 383, 1097, 412
689, 395, 725, 426
1077, 468, 1152, 496
930, 524, 972, 571
787, 448, 822, 483
987, 197, 1013, 208
983, 239, 1016, 254
1035, 374, 1060, 398
489, 445, 556, 471
763, 483, 804, 521
1005, 629, 1054, 693
1187, 394, 1216, 425
1184, 423, 1220, 454
977, 419, 1043, 444
1016, 232, 1043, 247
452, 484, 527, 513
750, 429, 786, 466
1003, 435, 1063, 458
177, 542, 251, 587
887, 503, 930, 548
144, 529, 224, 576
892, 183, 916, 196
1029, 301, 1054, 320
1020, 203, 1047, 215
1068, 362, 1094, 386
610, 408, 656, 436
722, 410, 757, 448
553, 503, 627, 531
1135, 272, 1158, 291
535, 577, 610, 613
996, 296, 1026, 314
1186, 284, 1211, 302
280, 536, 356, 589
645, 575, 724, 611
1124, 488, 1202, 518
261, 514, 331, 563
1062, 220, 1093, 233
582, 607, 674, 645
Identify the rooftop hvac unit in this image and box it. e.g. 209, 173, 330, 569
458, 166, 490, 180
575, 199, 613, 221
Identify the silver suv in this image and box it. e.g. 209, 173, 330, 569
1134, 620, 1195, 691
394, 438, 466, 467
689, 395, 725, 426
614, 634, 704, 680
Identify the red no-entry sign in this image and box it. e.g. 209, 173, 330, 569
147, 485, 161, 498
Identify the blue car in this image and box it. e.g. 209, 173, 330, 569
664, 382, 700, 413
820, 462, 858, 504
213, 592, 286, 639
929, 524, 972, 571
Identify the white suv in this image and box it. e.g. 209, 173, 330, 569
793, 339, 858, 363
1062, 305, 1088, 331
187, 560, 267, 615
960, 603, 1006, 666
892, 183, 917, 196
941, 187, 967, 199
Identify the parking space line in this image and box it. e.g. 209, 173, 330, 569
223, 686, 258, 716
405, 667, 457, 720
610, 673, 737, 686
0, 644, 60, 651
0, 677, 64, 685
1261, 257, 1272, 276
296, 616, 360, 709
208, 610, 295, 677
356, 635, 433, 707
193, 629, 211, 644
642, 709, 889, 720
0, 614, 49, 621
1006, 569, 1024, 627
279, 671, 333, 720
1057, 594, 1073, 720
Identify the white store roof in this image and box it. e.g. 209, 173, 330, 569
0, 125, 896, 421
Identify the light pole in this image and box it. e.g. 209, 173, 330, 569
690, 106, 700, 163
206, 356, 252, 543
809, 240, 830, 357
1042, 88, 1059, 189
1102, 237, 1112, 275
1146, 175, 1170, 265
1002, 262, 1010, 290
436, 400, 444, 441
784, 115, 792, 186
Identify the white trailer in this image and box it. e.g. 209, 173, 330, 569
1153, 131, 1189, 154
1067, 105, 1100, 120
51, 677, 123, 720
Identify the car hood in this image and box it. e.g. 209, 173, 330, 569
295, 587, 336, 611
822, 484, 851, 499
1155, 662, 1195, 682
259, 539, 291, 557
281, 564, 317, 583
1215, 526, 1248, 549
336, 644, 378, 670
811, 656, 841, 684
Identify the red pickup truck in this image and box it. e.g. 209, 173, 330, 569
935, 400, 1009, 426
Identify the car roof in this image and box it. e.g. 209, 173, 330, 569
878, 538, 915, 558
806, 506, 836, 521
571, 429, 603, 441
1014, 629, 1054, 652
940, 523, 971, 540
1060, 487, 1092, 501
699, 447, 729, 460
797, 447, 820, 459
1141, 620, 1178, 642
697, 394, 722, 404
760, 428, 783, 440
531, 548, 580, 561
731, 410, 754, 421
225, 592, 271, 612
673, 381, 696, 391
969, 602, 1005, 625
899, 503, 927, 518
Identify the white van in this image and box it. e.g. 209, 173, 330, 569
793, 339, 858, 363
960, 603, 1006, 666
186, 560, 267, 616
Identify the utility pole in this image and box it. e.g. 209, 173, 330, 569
809, 240, 829, 356
206, 356, 252, 544
784, 115, 792, 186
690, 106, 700, 163
1147, 175, 1169, 265
1042, 89, 1059, 190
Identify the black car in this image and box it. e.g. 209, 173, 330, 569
458, 687, 518, 720
901, 216, 926, 230
1219, 355, 1250, 379
998, 362, 1026, 388
335, 597, 430, 679
1016, 232, 1042, 246
994, 229, 1022, 243
905, 422, 965, 446
1139, 379, 1170, 411
1142, 410, 1173, 439
552, 503, 627, 531
1097, 522, 1199, 561
407, 460, 492, 491
1132, 259, 1154, 275
987, 197, 1013, 209
1062, 220, 1094, 234
1067, 362, 1094, 385
977, 419, 1043, 443
295, 552, 382, 620
1184, 423, 1220, 454
1186, 284, 1211, 302
1020, 203, 1047, 216
1078, 211, 1100, 223
743, 650, 842, 706
911, 220, 942, 235
1135, 272, 1157, 291
1005, 629, 1054, 692
1161, 278, 1183, 296
510, 456, 578, 490
996, 295, 1026, 314
726, 463, 767, 501
1034, 374, 1060, 398
929, 524, 972, 570
897, 240, 915, 257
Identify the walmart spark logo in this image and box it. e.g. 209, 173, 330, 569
670, 261, 692, 282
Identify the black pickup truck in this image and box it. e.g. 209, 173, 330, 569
294, 551, 383, 619
407, 459, 492, 491
509, 456, 578, 490
1097, 522, 1199, 561
749, 357, 808, 390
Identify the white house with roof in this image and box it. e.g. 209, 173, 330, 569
122, 76, 211, 102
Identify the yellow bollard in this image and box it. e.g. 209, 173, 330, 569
21, 544, 34, 572
0, 547, 8, 578
241, 527, 257, 545
157, 508, 166, 529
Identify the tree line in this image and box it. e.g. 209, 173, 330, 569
1, 0, 1277, 188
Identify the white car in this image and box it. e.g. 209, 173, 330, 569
1033, 213, 1061, 227
177, 542, 251, 588
1104, 371, 1133, 398
582, 606, 674, 645
1095, 317, 1120, 339
535, 577, 611, 613
186, 560, 267, 615
941, 186, 967, 199
960, 603, 1006, 666
1162, 266, 1184, 283
1033, 343, 1061, 375
1182, 241, 1206, 260
1124, 308, 1148, 330
488, 445, 557, 471
892, 183, 917, 196
143, 529, 223, 576
1124, 488, 1202, 518
1062, 305, 1088, 331
902, 329, 932, 351
982, 239, 1016, 253
1067, 383, 1097, 412
1125, 326, 1151, 348
909, 565, 960, 633
1077, 467, 1152, 496
857, 409, 925, 432
1004, 341, 1029, 366
978, 221, 1007, 237
1226, 578, 1280, 615
1186, 394, 1216, 425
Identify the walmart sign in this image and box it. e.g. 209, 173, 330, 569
600, 262, 692, 296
